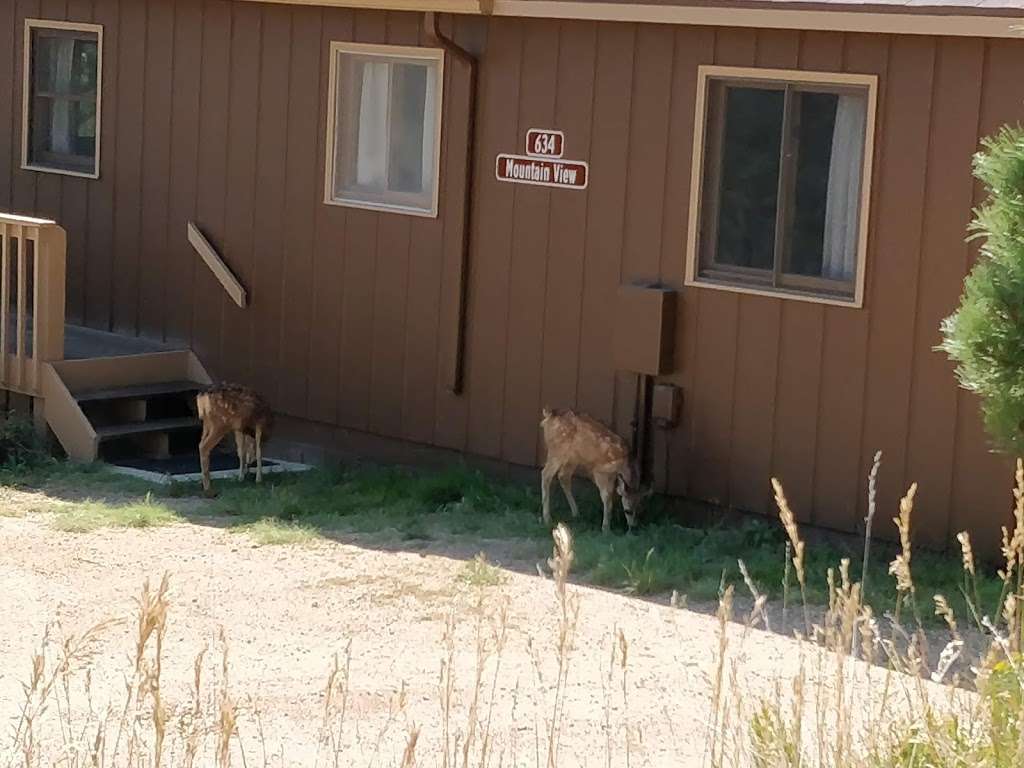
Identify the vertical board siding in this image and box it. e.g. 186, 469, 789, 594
611, 22, 673, 444
8, 0, 1024, 552
0, 0, 14, 211
58, 0, 92, 326
336, 10, 384, 432
162, 0, 202, 344
500, 17, 559, 467
137, 0, 173, 339
248, 3, 291, 406
538, 19, 597, 443
666, 25, 715, 498
905, 36, 985, 549
728, 29, 793, 518
688, 27, 756, 507
811, 32, 886, 533
84, 0, 116, 330
858, 35, 936, 540
464, 16, 523, 459
305, 7, 347, 428
12, 0, 41, 214
276, 5, 321, 418
399, 5, 445, 445
367, 11, 423, 440
575, 21, 634, 429
33, 0, 65, 227
191, 0, 231, 371
218, 1, 261, 385
110, 0, 145, 335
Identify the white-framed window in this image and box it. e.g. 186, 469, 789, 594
22, 19, 103, 179
686, 66, 877, 307
324, 42, 444, 217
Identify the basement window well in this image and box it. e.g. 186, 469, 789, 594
23, 19, 103, 178
325, 42, 444, 218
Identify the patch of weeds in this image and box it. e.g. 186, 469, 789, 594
0, 413, 50, 467
458, 553, 505, 588
165, 477, 186, 498
622, 547, 662, 595
51, 492, 180, 533
234, 518, 320, 546
399, 517, 435, 542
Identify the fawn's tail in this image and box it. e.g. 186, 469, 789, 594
196, 392, 210, 421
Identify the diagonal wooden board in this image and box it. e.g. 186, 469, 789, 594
187, 221, 247, 309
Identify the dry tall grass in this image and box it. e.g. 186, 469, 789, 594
3, 461, 1023, 767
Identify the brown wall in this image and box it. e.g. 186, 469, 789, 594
2, 0, 1023, 551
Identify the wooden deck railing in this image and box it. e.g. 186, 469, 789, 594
0, 213, 66, 397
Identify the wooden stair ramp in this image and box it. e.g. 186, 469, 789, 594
41, 350, 212, 462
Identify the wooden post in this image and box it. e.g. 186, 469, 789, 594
34, 224, 67, 366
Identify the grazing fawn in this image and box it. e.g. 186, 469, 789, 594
196, 383, 274, 495
540, 407, 651, 533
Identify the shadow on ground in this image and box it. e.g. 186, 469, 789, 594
0, 452, 1004, 666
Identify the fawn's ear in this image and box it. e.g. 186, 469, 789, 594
616, 475, 626, 495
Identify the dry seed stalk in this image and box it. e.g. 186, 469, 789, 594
772, 478, 810, 636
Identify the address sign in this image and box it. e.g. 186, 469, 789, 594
496, 129, 588, 191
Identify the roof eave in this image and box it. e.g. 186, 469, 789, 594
237, 0, 1024, 39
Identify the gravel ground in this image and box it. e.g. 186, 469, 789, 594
0, 488, 968, 767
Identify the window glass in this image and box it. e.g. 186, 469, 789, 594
714, 87, 784, 272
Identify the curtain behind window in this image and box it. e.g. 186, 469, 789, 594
355, 60, 389, 189
822, 94, 867, 282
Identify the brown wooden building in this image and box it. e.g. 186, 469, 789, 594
2, 0, 1024, 552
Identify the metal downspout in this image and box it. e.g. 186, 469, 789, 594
424, 11, 480, 395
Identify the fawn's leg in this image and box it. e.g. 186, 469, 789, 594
235, 431, 249, 481
558, 467, 580, 518
254, 427, 264, 483
541, 462, 558, 525
595, 473, 615, 534
199, 424, 226, 495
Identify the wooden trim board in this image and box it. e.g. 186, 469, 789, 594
233, 1, 1024, 39
491, 2, 1024, 39
187, 221, 248, 309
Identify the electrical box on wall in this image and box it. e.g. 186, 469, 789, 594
652, 383, 681, 427
612, 284, 676, 376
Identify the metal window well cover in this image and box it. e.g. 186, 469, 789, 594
106, 453, 312, 485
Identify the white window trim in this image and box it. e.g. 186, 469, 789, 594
324, 41, 445, 218
685, 65, 877, 309
22, 18, 104, 180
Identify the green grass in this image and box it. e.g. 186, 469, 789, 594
234, 517, 321, 546
458, 553, 506, 588
0, 459, 165, 498
0, 456, 1002, 622
50, 493, 181, 533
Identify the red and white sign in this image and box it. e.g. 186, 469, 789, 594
496, 129, 588, 190
495, 154, 588, 190
526, 129, 564, 158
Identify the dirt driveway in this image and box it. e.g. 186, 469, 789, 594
0, 490, 953, 768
